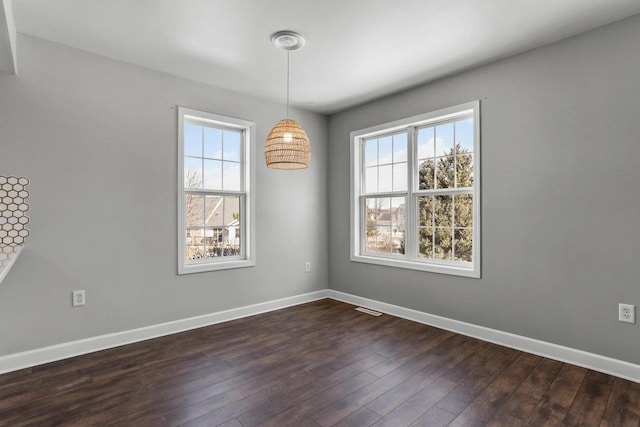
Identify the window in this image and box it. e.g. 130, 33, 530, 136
178, 107, 255, 274
351, 101, 480, 277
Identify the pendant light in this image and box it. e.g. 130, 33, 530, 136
265, 31, 310, 170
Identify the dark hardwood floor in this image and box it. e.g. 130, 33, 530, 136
1, 299, 638, 426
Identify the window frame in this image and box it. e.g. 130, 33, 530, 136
178, 107, 256, 274
350, 101, 481, 278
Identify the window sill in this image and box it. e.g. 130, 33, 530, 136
350, 253, 480, 278
179, 258, 255, 275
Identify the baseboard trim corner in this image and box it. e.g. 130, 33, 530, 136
0, 289, 330, 375
327, 290, 640, 383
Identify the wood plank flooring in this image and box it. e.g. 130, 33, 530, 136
0, 299, 638, 426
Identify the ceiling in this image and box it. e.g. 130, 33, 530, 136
7, 0, 640, 114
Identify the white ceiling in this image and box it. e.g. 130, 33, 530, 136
9, 0, 640, 114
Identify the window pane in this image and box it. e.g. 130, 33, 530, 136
366, 198, 378, 222
393, 133, 407, 162
454, 194, 473, 228
376, 226, 391, 253
184, 124, 203, 157
434, 228, 453, 260
418, 159, 435, 190
391, 197, 405, 225
378, 165, 392, 193
365, 139, 378, 167
223, 130, 241, 161
365, 198, 378, 253
435, 123, 454, 156
417, 127, 434, 159
204, 127, 222, 159
185, 195, 205, 260
455, 118, 474, 153
185, 195, 204, 228
224, 227, 241, 256
365, 167, 378, 193
202, 196, 241, 257
203, 159, 222, 190
434, 195, 452, 227
224, 196, 241, 256
376, 197, 390, 217
204, 195, 223, 226
203, 227, 223, 258
392, 228, 405, 255
391, 197, 405, 254
454, 228, 473, 262
224, 195, 241, 227
365, 226, 377, 252
184, 157, 202, 189
185, 228, 205, 260
436, 156, 455, 189
418, 228, 433, 259
393, 162, 407, 192
223, 161, 241, 191
418, 196, 433, 227
369, 198, 391, 253
378, 136, 393, 165
456, 154, 474, 188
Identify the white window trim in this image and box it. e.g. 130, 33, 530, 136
350, 101, 481, 278
177, 107, 256, 274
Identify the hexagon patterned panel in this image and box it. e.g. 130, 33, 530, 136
0, 176, 30, 247
0, 176, 29, 273
0, 176, 29, 278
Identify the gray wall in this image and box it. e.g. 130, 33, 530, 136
0, 35, 328, 356
328, 14, 640, 364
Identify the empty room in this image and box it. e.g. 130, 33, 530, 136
1, 0, 640, 425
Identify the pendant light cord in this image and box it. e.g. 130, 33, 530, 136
286, 50, 290, 119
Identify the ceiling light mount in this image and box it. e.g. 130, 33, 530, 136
271, 31, 305, 51
265, 30, 310, 170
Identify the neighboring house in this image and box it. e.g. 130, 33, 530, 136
367, 203, 405, 253
185, 195, 240, 259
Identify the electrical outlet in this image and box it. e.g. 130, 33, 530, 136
72, 290, 86, 307
618, 303, 635, 324
305, 262, 311, 273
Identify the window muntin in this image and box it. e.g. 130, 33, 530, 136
184, 124, 242, 191
185, 195, 241, 260
417, 194, 473, 262
178, 107, 255, 274
351, 102, 480, 277
364, 132, 408, 193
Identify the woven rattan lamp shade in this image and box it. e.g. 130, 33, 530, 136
265, 118, 310, 169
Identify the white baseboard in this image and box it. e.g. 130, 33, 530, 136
2, 288, 638, 384
327, 290, 640, 383
0, 290, 329, 375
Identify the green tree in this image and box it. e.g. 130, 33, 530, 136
418, 144, 473, 262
